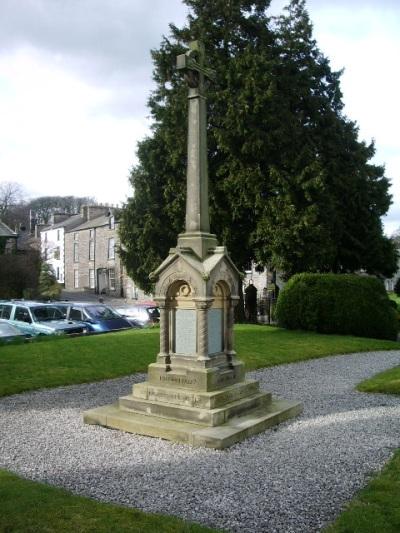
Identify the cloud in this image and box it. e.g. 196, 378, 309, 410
0, 0, 188, 116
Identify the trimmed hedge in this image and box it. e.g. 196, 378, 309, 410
276, 273, 399, 340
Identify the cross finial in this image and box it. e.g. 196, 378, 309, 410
177, 41, 216, 92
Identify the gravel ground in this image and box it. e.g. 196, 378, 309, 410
1, 350, 400, 532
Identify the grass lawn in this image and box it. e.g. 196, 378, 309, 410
388, 292, 400, 306
0, 324, 399, 397
1, 325, 399, 532
326, 368, 400, 532
0, 469, 218, 533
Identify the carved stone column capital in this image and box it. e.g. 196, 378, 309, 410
193, 297, 213, 310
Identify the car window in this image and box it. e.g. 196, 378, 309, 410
54, 305, 68, 318
85, 305, 120, 320
147, 307, 160, 318
0, 304, 12, 319
31, 306, 64, 322
70, 308, 83, 320
14, 307, 32, 323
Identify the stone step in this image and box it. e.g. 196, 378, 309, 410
118, 390, 271, 427
132, 379, 263, 409
83, 398, 303, 449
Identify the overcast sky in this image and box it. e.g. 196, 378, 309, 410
0, 0, 399, 235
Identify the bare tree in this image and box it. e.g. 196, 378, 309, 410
0, 181, 25, 218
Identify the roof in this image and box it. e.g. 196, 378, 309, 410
41, 214, 84, 232
0, 220, 17, 238
66, 214, 114, 232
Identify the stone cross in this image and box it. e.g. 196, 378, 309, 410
177, 41, 216, 240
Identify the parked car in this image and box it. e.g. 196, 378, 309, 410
114, 302, 160, 327
0, 319, 30, 344
0, 301, 88, 336
54, 303, 133, 333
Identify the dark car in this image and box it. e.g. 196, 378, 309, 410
114, 303, 160, 327
55, 303, 133, 333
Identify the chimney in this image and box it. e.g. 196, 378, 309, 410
80, 205, 110, 221
51, 213, 70, 225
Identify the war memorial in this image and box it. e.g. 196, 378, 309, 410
83, 41, 302, 448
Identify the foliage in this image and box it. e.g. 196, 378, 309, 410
29, 195, 95, 224
0, 470, 217, 533
0, 325, 398, 398
275, 273, 399, 340
38, 262, 61, 299
0, 250, 40, 299
119, 0, 396, 292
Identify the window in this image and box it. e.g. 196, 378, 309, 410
89, 269, 95, 289
56, 267, 60, 280
44, 233, 48, 242
57, 229, 61, 241
54, 247, 60, 260
108, 238, 115, 259
108, 268, 116, 290
70, 307, 83, 320
0, 304, 12, 319
74, 270, 79, 288
14, 307, 31, 323
89, 229, 95, 239
109, 216, 115, 230
74, 232, 79, 241
89, 239, 95, 261
74, 242, 79, 262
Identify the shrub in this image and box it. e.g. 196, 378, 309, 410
276, 273, 398, 340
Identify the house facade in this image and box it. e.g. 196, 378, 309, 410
40, 214, 83, 283
63, 206, 147, 299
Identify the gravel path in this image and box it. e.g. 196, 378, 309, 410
1, 350, 400, 532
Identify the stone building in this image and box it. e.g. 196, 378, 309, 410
0, 220, 18, 253
63, 205, 146, 299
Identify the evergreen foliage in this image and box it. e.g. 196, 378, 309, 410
276, 273, 398, 340
0, 251, 40, 299
38, 263, 61, 300
119, 0, 396, 292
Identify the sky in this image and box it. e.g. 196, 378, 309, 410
0, 0, 399, 235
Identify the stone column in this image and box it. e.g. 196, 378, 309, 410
226, 296, 240, 358
155, 298, 169, 360
194, 298, 213, 361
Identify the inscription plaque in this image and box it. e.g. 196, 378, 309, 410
175, 309, 197, 355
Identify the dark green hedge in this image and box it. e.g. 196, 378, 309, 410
275, 273, 399, 340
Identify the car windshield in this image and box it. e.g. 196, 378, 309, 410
31, 306, 64, 322
85, 305, 121, 320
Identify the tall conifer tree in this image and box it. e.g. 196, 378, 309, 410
119, 0, 396, 292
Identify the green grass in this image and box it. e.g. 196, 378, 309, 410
0, 469, 218, 533
357, 365, 400, 395
325, 354, 400, 532
388, 292, 400, 306
1, 326, 399, 532
0, 325, 398, 397
325, 449, 400, 533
